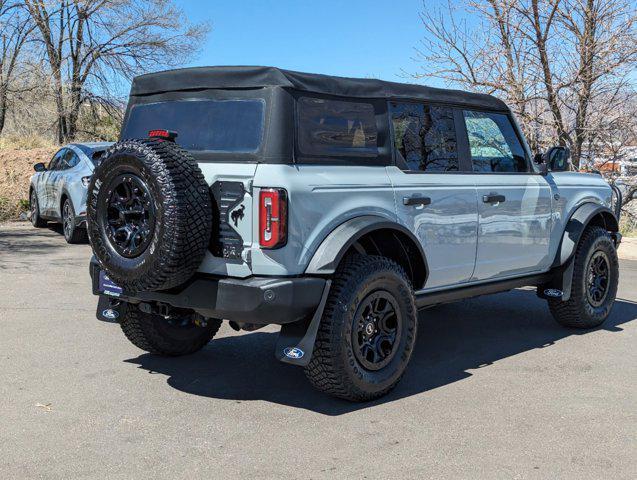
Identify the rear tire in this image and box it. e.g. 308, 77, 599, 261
549, 226, 618, 328
62, 199, 88, 244
119, 305, 222, 356
30, 190, 47, 228
304, 255, 417, 402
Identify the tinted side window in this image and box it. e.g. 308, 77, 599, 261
463, 111, 528, 172
297, 97, 378, 157
390, 102, 458, 172
64, 150, 80, 168
48, 149, 66, 170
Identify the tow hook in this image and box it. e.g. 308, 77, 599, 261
137, 302, 211, 327
138, 301, 172, 317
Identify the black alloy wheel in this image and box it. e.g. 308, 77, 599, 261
104, 174, 156, 258
586, 250, 610, 308
352, 291, 402, 371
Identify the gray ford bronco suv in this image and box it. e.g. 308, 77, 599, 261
87, 66, 622, 402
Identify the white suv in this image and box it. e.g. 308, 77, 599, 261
29, 142, 112, 243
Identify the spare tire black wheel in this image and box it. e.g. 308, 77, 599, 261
87, 139, 212, 293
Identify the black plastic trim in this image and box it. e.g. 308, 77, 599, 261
415, 272, 553, 308
305, 215, 429, 287
90, 259, 325, 325
552, 202, 619, 268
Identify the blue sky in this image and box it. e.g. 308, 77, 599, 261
179, 0, 441, 85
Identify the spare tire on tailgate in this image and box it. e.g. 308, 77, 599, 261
87, 138, 212, 293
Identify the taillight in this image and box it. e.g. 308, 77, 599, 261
148, 129, 178, 141
259, 188, 287, 249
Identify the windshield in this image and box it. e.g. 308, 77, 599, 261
122, 99, 265, 153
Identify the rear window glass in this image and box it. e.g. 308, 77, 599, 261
297, 97, 378, 157
122, 99, 265, 153
74, 145, 107, 165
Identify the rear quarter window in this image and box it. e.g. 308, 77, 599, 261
297, 97, 378, 157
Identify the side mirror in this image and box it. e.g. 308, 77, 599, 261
33, 162, 47, 172
546, 146, 571, 172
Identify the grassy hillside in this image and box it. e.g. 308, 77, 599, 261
0, 146, 57, 222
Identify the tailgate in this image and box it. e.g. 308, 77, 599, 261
197, 163, 257, 277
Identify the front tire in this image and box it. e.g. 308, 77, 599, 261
549, 226, 619, 328
30, 190, 47, 228
119, 306, 222, 356
305, 255, 417, 402
62, 199, 87, 244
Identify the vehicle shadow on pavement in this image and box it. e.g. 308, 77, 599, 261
0, 226, 66, 264
0, 225, 90, 270
125, 289, 637, 416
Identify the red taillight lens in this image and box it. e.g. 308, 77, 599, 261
148, 129, 178, 141
259, 188, 287, 249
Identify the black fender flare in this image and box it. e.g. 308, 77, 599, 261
305, 215, 428, 282
554, 203, 619, 268
542, 203, 619, 301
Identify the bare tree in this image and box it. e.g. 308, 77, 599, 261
0, 1, 33, 135
413, 0, 637, 168
24, 0, 209, 143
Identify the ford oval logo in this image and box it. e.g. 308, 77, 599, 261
102, 308, 119, 320
543, 289, 563, 298
284, 347, 304, 359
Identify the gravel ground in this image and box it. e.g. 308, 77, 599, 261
1, 222, 635, 480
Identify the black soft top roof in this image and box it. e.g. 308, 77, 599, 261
130, 66, 509, 111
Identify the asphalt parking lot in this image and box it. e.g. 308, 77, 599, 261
1, 222, 635, 479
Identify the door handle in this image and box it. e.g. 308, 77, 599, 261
482, 194, 506, 204
403, 196, 431, 206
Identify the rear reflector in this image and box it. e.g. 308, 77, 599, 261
259, 188, 287, 249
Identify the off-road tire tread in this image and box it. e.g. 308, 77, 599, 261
548, 226, 618, 328
87, 139, 212, 292
304, 255, 416, 402
120, 307, 222, 356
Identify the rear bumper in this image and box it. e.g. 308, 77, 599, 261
90, 260, 326, 325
